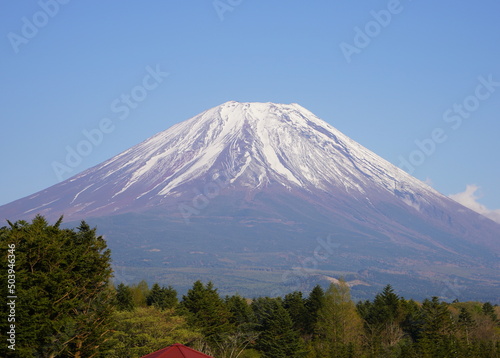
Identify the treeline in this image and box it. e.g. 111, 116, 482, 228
1, 216, 499, 358
109, 280, 500, 358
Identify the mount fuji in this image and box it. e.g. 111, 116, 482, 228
1, 101, 498, 300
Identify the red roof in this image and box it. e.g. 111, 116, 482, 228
141, 343, 214, 358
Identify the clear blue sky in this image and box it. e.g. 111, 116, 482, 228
1, 1, 499, 214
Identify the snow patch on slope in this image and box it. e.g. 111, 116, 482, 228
44, 101, 445, 209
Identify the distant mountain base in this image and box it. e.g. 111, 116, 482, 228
73, 212, 499, 302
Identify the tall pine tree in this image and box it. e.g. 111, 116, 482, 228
304, 285, 325, 335
146, 283, 178, 310
255, 299, 305, 358
283, 291, 308, 333
115, 283, 135, 311
181, 280, 232, 341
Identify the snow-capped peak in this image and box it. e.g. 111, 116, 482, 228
86, 101, 440, 205
3, 101, 449, 221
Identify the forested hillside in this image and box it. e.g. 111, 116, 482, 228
108, 280, 499, 358
1, 217, 498, 357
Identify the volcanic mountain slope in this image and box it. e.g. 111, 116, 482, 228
1, 101, 499, 300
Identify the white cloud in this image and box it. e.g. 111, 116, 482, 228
449, 185, 500, 224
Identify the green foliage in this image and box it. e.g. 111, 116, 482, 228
482, 302, 498, 322
115, 283, 135, 311
1, 218, 498, 358
102, 306, 201, 358
311, 280, 364, 358
283, 291, 308, 333
252, 296, 281, 325
198, 331, 261, 358
226, 294, 254, 328
146, 283, 178, 310
357, 284, 406, 356
399, 298, 422, 342
239, 348, 262, 358
130, 280, 149, 307
304, 285, 324, 335
254, 299, 305, 358
420, 297, 455, 340
458, 307, 475, 329
0, 215, 113, 357
181, 280, 233, 340
315, 279, 363, 355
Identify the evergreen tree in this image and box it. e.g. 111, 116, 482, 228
0, 216, 113, 357
481, 302, 498, 322
399, 298, 423, 342
417, 297, 456, 356
146, 283, 162, 307
255, 299, 305, 358
115, 283, 135, 311
420, 297, 455, 339
374, 285, 401, 323
358, 284, 405, 354
252, 296, 281, 325
359, 285, 402, 327
283, 291, 308, 333
304, 285, 324, 336
146, 283, 178, 310
226, 294, 254, 328
458, 307, 475, 345
181, 280, 232, 340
